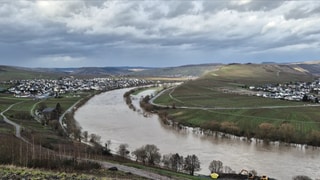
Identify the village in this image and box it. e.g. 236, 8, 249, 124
249, 79, 320, 103
5, 77, 154, 99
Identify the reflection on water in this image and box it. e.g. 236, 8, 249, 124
74, 88, 320, 179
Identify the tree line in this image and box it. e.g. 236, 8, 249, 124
135, 93, 320, 146
115, 143, 243, 176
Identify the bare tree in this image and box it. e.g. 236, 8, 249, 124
308, 130, 320, 146
184, 154, 201, 176
117, 143, 129, 158
209, 160, 223, 173
258, 123, 275, 140
170, 153, 184, 172
278, 123, 295, 142
144, 144, 161, 165
249, 169, 257, 177
55, 102, 62, 118
220, 121, 240, 134
162, 153, 184, 172
105, 140, 111, 151
132, 144, 161, 165
74, 127, 82, 142
293, 175, 312, 180
132, 147, 147, 164
90, 133, 101, 144
224, 166, 234, 173
162, 153, 172, 169
82, 131, 88, 142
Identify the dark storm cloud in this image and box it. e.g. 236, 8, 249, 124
284, 4, 320, 20
0, 0, 320, 67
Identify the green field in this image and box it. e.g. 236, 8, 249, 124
155, 83, 304, 108
0, 92, 89, 147
153, 64, 320, 145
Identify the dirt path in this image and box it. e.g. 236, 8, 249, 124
1, 102, 29, 143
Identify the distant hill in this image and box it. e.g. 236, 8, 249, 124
0, 64, 222, 80
131, 64, 222, 78
1, 61, 319, 81
31, 67, 154, 76
291, 61, 320, 76
205, 63, 314, 84
0, 66, 63, 81
0, 66, 154, 80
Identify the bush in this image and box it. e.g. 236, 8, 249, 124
293, 175, 312, 180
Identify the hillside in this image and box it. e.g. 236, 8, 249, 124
0, 64, 222, 80
292, 61, 320, 76
155, 63, 315, 109
207, 63, 314, 85
153, 63, 320, 146
132, 63, 222, 77
1, 62, 319, 81
0, 66, 64, 81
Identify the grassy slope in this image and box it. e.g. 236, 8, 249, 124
210, 64, 313, 84
1, 92, 91, 146
154, 64, 319, 142
0, 66, 62, 81
0, 165, 146, 180
133, 64, 221, 77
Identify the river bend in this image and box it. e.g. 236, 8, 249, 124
74, 88, 320, 179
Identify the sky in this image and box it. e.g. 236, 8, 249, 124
1, 0, 320, 68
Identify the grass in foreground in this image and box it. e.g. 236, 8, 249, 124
0, 165, 98, 180
0, 165, 145, 180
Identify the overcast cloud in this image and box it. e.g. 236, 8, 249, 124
0, 0, 320, 67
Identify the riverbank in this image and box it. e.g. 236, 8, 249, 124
118, 87, 319, 179
149, 82, 320, 147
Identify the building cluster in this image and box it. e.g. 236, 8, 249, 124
6, 77, 153, 99
249, 79, 320, 102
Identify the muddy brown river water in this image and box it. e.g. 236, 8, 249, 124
74, 88, 320, 179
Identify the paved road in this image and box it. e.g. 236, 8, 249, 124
0, 96, 175, 179
30, 100, 44, 123
96, 160, 174, 180
59, 98, 85, 134
0, 102, 29, 143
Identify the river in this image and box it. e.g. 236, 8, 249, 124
74, 88, 320, 179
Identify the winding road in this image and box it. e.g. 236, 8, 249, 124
58, 97, 89, 134
0, 102, 29, 143
97, 160, 174, 180
30, 100, 44, 123
2, 99, 174, 179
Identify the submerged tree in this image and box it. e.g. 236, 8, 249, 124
132, 147, 147, 164
144, 144, 161, 165
162, 153, 184, 172
183, 154, 200, 176
132, 144, 161, 165
209, 160, 223, 173
293, 175, 312, 180
117, 143, 130, 158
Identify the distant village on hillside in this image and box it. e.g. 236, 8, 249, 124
4, 75, 320, 103
249, 79, 320, 103
4, 77, 153, 99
